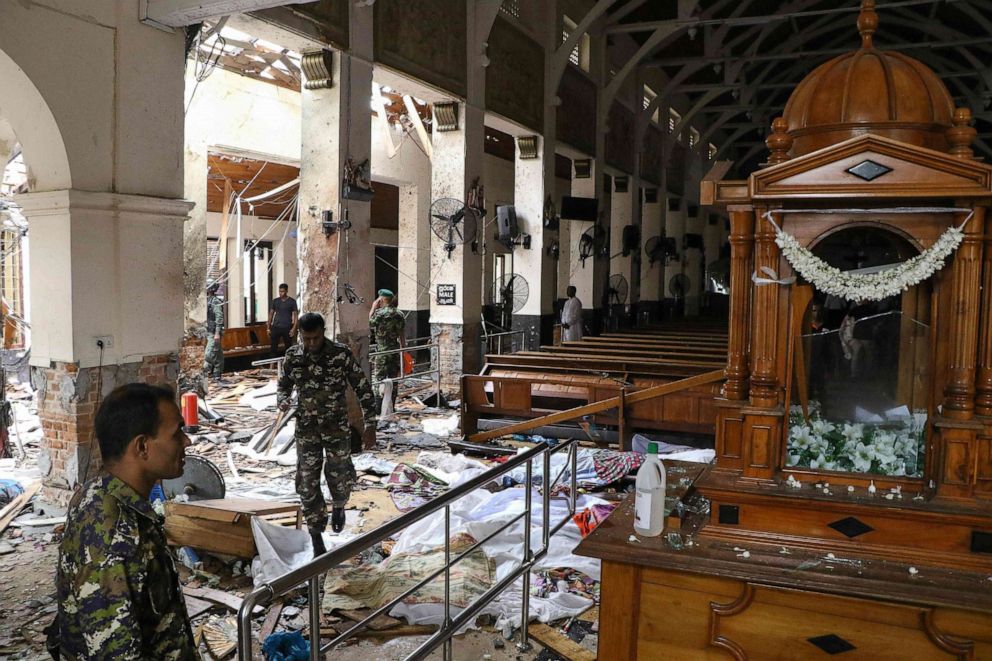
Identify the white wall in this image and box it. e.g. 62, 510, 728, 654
481, 154, 515, 305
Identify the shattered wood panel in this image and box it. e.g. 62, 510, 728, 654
606, 104, 635, 175
557, 67, 596, 156
486, 17, 544, 133
374, 0, 466, 98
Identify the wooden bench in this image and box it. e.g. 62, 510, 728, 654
221, 324, 270, 358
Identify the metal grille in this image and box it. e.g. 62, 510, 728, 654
499, 0, 520, 18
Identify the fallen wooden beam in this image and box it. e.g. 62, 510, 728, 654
338, 608, 402, 631
185, 594, 215, 619
0, 481, 41, 534
467, 369, 724, 443
183, 586, 263, 615
258, 600, 284, 641
529, 623, 597, 661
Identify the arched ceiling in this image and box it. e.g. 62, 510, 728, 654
605, 0, 992, 176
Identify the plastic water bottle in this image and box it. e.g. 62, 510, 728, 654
634, 442, 667, 537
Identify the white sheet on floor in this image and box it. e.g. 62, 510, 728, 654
420, 413, 460, 436
413, 451, 489, 486
505, 448, 598, 487
239, 381, 279, 411
251, 516, 361, 587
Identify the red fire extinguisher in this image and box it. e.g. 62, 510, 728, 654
181, 392, 199, 433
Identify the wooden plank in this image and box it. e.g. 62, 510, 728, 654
185, 595, 215, 619
0, 481, 40, 534
468, 369, 724, 443
258, 600, 284, 641
183, 586, 263, 615
319, 624, 437, 639
529, 623, 598, 661
338, 608, 402, 631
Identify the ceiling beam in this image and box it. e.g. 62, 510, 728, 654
139, 0, 314, 29
605, 0, 961, 34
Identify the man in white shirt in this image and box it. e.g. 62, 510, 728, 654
561, 286, 584, 342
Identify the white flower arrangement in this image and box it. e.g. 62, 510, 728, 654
786, 404, 926, 477
772, 225, 964, 301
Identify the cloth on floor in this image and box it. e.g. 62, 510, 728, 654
261, 631, 309, 661
239, 381, 278, 411
572, 503, 618, 538
322, 532, 494, 613
251, 516, 359, 586
413, 451, 489, 487
631, 434, 716, 464
386, 463, 448, 512
352, 453, 398, 475
420, 413, 460, 436
533, 568, 600, 603
591, 449, 644, 485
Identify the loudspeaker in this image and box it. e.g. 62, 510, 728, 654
621, 225, 640, 256
496, 205, 518, 242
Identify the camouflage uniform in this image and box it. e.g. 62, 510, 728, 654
55, 474, 196, 660
204, 293, 225, 377
369, 306, 406, 382
277, 339, 377, 530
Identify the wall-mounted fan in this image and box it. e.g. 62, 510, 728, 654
491, 273, 530, 328
669, 273, 690, 299
607, 273, 629, 306
578, 224, 608, 266
430, 197, 478, 257
644, 236, 666, 267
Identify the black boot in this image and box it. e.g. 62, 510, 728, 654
331, 506, 346, 533
310, 528, 326, 557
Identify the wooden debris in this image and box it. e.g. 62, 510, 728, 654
529, 623, 597, 661
0, 481, 40, 534
202, 615, 238, 659
183, 586, 263, 615
319, 624, 437, 639
338, 608, 402, 631
184, 595, 215, 619
258, 600, 284, 641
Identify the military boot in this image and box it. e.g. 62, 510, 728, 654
310, 528, 327, 557
331, 506, 346, 533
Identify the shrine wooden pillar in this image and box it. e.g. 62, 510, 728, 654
723, 206, 755, 401
943, 207, 986, 419
977, 210, 992, 417
749, 208, 782, 409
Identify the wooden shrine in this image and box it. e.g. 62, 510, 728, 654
578, 2, 992, 657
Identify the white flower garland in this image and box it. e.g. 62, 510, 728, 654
764, 210, 971, 301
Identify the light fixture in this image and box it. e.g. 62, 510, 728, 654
517, 136, 539, 159
301, 49, 333, 90
433, 102, 459, 131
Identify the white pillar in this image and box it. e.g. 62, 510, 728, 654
512, 136, 554, 350
663, 194, 687, 317
683, 204, 704, 316
640, 188, 663, 321
608, 178, 633, 329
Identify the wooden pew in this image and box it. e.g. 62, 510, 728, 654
462, 326, 729, 446
221, 324, 271, 358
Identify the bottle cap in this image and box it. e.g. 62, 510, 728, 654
648, 442, 658, 454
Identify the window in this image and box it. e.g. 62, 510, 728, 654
0, 228, 25, 348
242, 240, 273, 325
562, 16, 590, 71
643, 85, 660, 124
689, 127, 700, 149
669, 107, 683, 142
708, 143, 719, 160
499, 0, 520, 19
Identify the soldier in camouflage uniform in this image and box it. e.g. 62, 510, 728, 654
204, 279, 225, 378
54, 384, 196, 660
277, 312, 377, 554
369, 289, 406, 408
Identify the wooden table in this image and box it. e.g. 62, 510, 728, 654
577, 472, 992, 660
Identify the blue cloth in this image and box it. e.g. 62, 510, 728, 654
149, 483, 165, 503
262, 631, 310, 661
0, 479, 23, 507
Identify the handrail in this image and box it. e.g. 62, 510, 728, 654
369, 339, 442, 406
237, 439, 580, 660
484, 329, 525, 355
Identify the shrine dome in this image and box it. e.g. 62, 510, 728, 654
781, 0, 956, 157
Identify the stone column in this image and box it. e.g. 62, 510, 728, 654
512, 135, 555, 349
298, 4, 374, 362
639, 188, 663, 322
397, 182, 431, 342
749, 208, 782, 408
683, 205, 704, 316
430, 100, 484, 389
607, 179, 634, 330
19, 191, 189, 502
943, 207, 985, 419
663, 194, 686, 318
723, 206, 754, 401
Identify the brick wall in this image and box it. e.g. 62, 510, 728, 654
431, 321, 481, 393
34, 353, 178, 505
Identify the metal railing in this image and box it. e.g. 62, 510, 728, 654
237, 438, 579, 660
484, 329, 525, 355
250, 356, 284, 378
370, 336, 442, 406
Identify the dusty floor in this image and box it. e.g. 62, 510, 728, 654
0, 373, 593, 660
